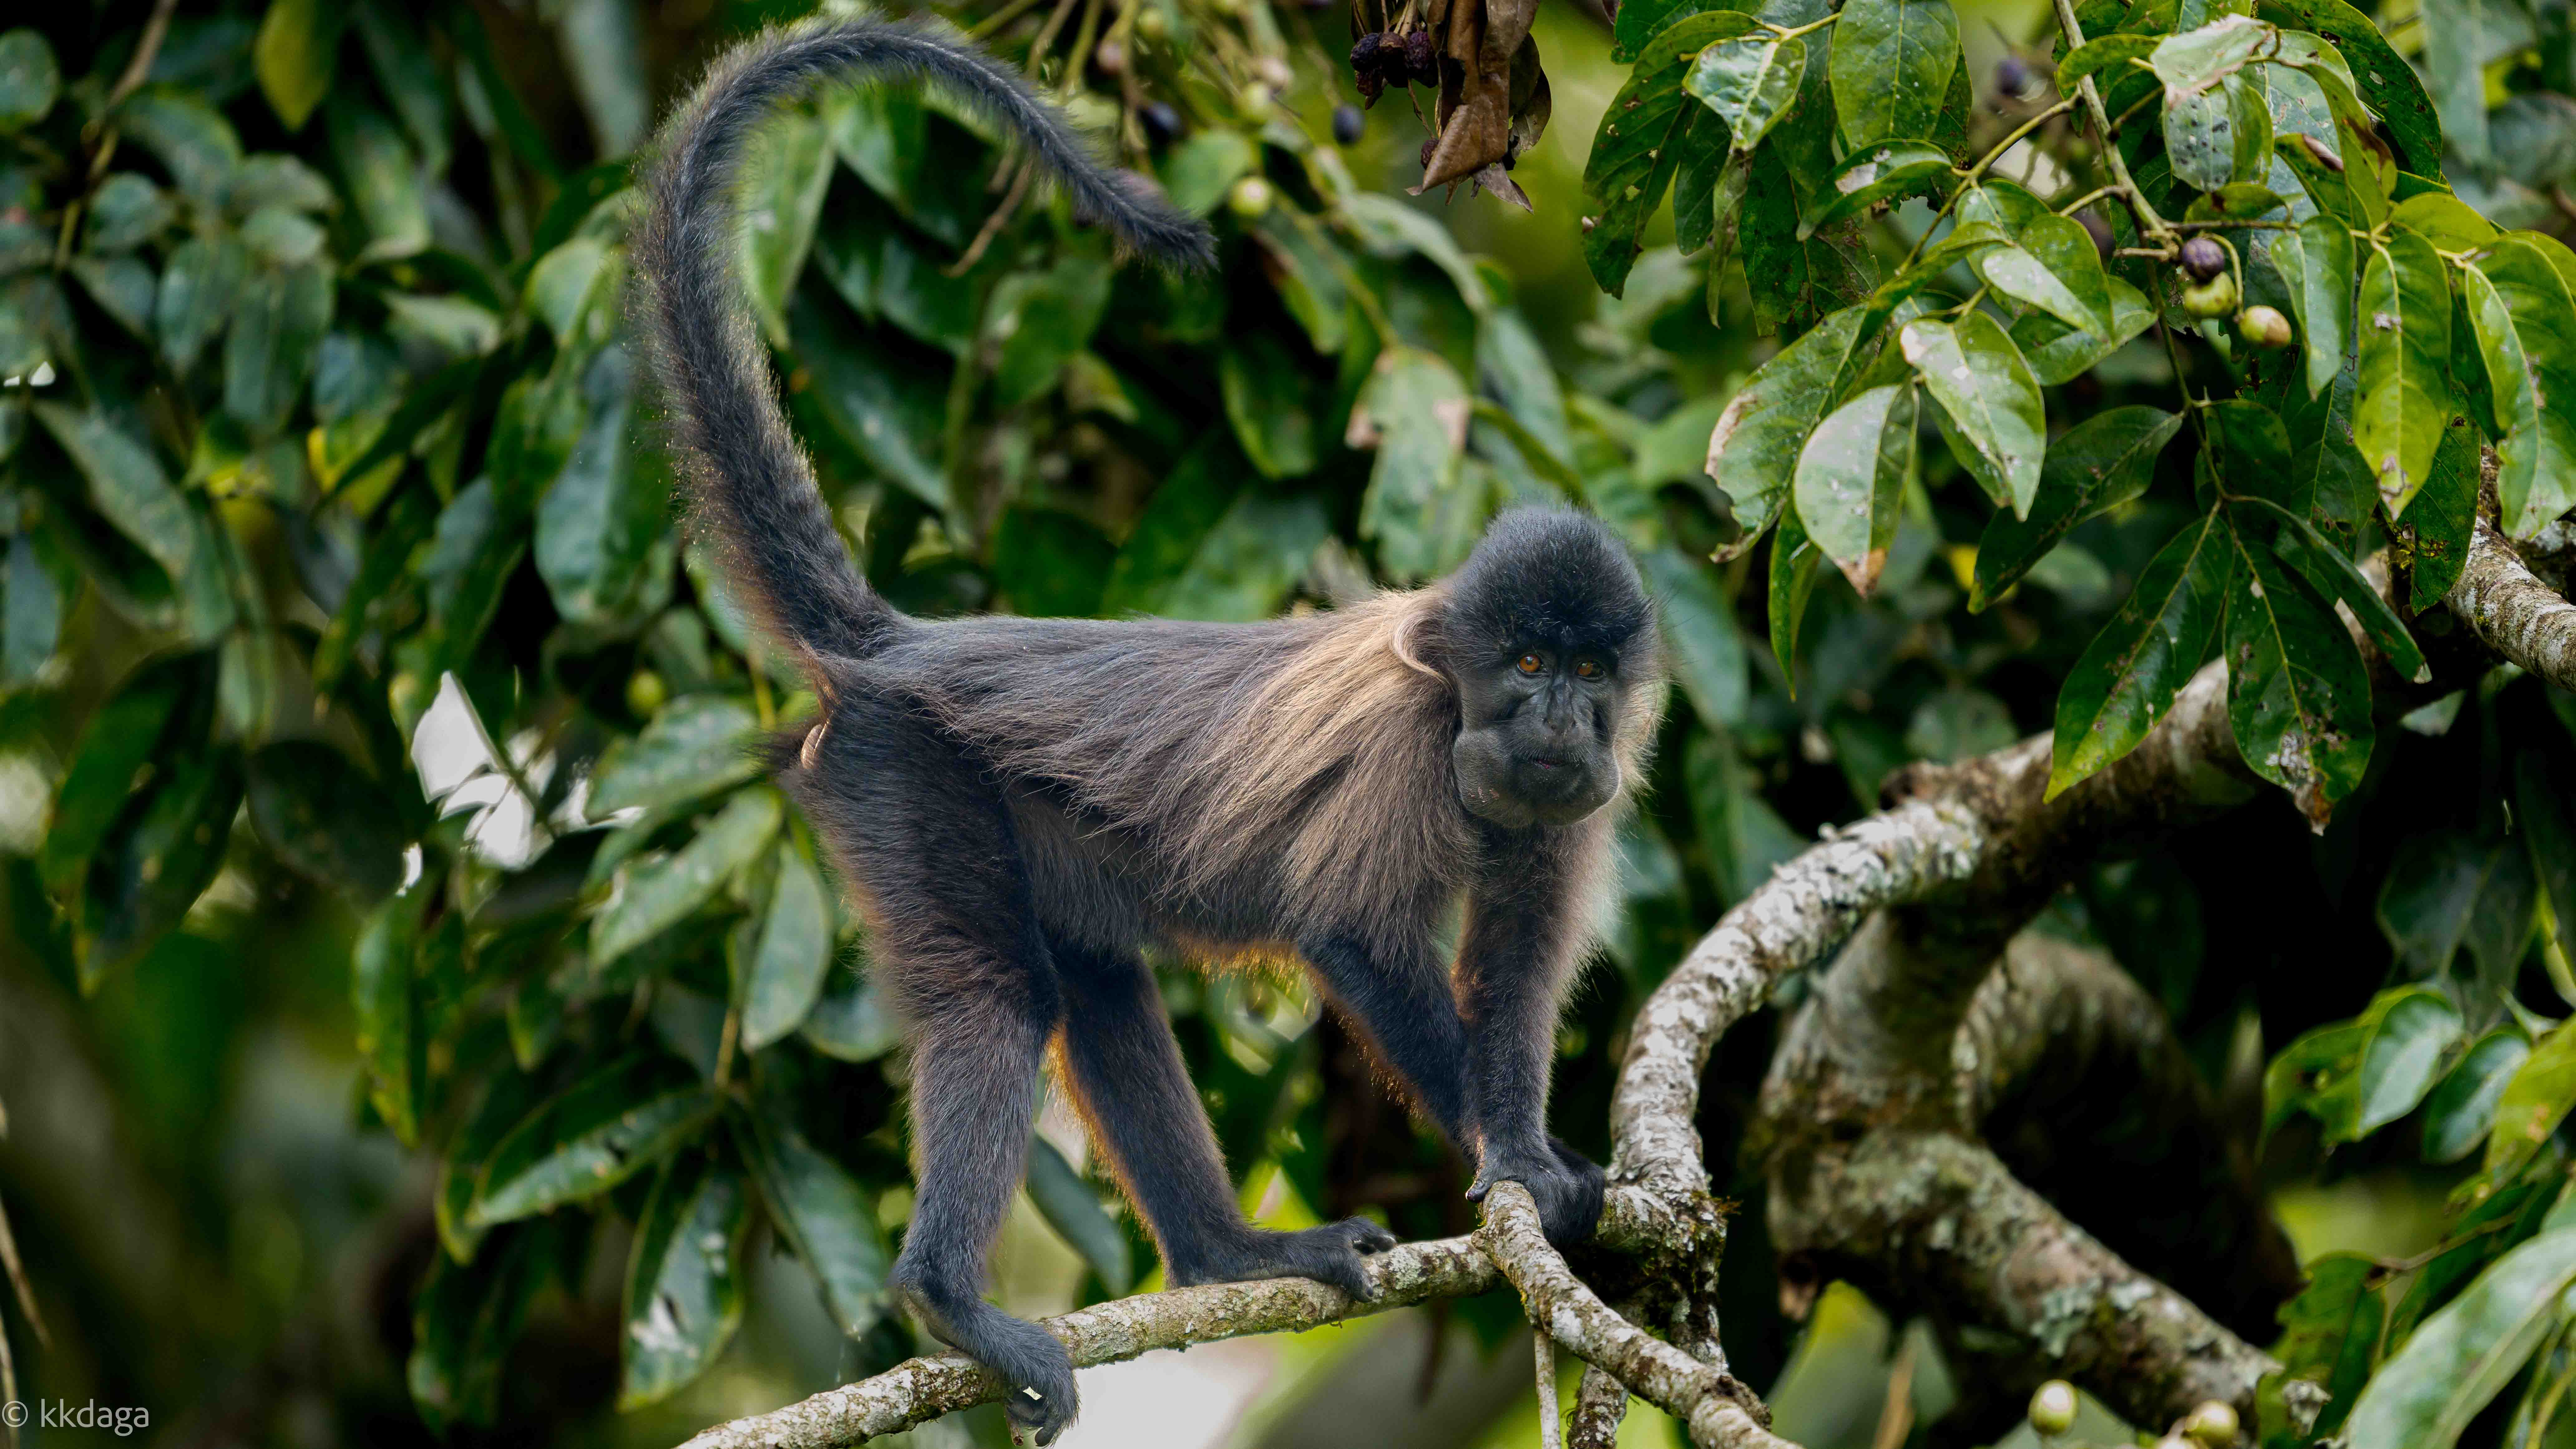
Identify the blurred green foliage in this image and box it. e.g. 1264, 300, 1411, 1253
0, 0, 2572, 1445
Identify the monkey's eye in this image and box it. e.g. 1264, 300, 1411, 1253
1515, 652, 1546, 676
1573, 657, 1604, 679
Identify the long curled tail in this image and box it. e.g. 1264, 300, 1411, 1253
632, 17, 1213, 667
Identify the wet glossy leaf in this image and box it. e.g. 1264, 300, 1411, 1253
535, 346, 668, 629
1583, 14, 1746, 295
33, 404, 233, 641
2270, 213, 2353, 398
588, 696, 763, 818
1974, 214, 2115, 334
2047, 512, 2232, 797
618, 1151, 746, 1409
2344, 1225, 2576, 1449
1220, 332, 1318, 480
739, 106, 835, 350
1901, 312, 2044, 515
2255, 0, 2444, 174
2355, 986, 2464, 1135
1973, 406, 2180, 609
1, 531, 61, 689
1686, 32, 1804, 154
1830, 0, 1959, 147
2266, 1019, 2368, 1139
2403, 414, 2478, 611
2222, 520, 2372, 822
2423, 1030, 2532, 1164
989, 255, 1111, 409
2464, 234, 2576, 537
119, 90, 244, 205
2355, 230, 2451, 515
739, 1115, 889, 1338
2164, 71, 2272, 190
329, 104, 430, 261
154, 236, 246, 372
82, 747, 243, 985
2240, 498, 2424, 681
1026, 1135, 1132, 1295
1355, 346, 1470, 582
408, 1220, 555, 1431
2149, 14, 2272, 91
1793, 383, 1916, 596
469, 1055, 718, 1226
2274, 1253, 2383, 1437
2008, 276, 2156, 385
2056, 32, 2157, 95
1640, 547, 1747, 727
790, 292, 947, 510
741, 839, 833, 1051
1707, 306, 1870, 554
1800, 141, 1952, 236
803, 963, 902, 1063
591, 789, 782, 969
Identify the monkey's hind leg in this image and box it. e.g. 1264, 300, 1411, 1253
1052, 939, 1397, 1298
792, 705, 1077, 1444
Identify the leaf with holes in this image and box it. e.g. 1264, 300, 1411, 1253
2355, 229, 2453, 515
1793, 384, 1917, 597
2222, 518, 2374, 824
619, 1151, 748, 1409
2047, 512, 2233, 798
1707, 306, 1872, 556
2464, 234, 2576, 537
1829, 0, 1960, 147
1901, 312, 2045, 515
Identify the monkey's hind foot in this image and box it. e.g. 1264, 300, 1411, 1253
895, 1278, 1077, 1444
1168, 1218, 1400, 1301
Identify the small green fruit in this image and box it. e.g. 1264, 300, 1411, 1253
2237, 304, 2293, 349
2181, 271, 2238, 319
1227, 175, 1274, 219
626, 668, 668, 718
1135, 6, 1169, 40
2182, 1400, 2241, 1446
2028, 1380, 2078, 1437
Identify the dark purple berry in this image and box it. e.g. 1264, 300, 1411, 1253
1332, 103, 1364, 144
1419, 138, 1437, 169
1403, 30, 1437, 85
2180, 236, 2227, 281
1140, 101, 1182, 143
1350, 32, 1384, 71
1994, 54, 2034, 99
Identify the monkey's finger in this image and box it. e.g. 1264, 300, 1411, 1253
1346, 1219, 1399, 1254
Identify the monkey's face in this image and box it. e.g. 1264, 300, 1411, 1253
1449, 640, 1628, 829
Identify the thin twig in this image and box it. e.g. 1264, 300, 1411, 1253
1536, 1331, 1564, 1449
948, 160, 1036, 277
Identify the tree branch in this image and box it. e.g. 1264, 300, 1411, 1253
2449, 517, 2576, 694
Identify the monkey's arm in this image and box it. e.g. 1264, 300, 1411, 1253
631, 18, 1212, 669
1452, 853, 1605, 1244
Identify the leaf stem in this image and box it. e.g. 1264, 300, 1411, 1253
1761, 14, 1838, 39
1962, 95, 2080, 186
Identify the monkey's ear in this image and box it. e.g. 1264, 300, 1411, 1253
1391, 598, 1446, 679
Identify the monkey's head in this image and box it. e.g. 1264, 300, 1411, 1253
1427, 508, 1660, 830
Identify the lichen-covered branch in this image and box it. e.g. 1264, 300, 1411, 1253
1481, 1184, 1793, 1449
2449, 517, 2576, 693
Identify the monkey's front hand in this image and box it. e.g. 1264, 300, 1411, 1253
1466, 1137, 1606, 1245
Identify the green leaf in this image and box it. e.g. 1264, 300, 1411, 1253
1, 531, 61, 689
254, 0, 345, 131
2487, 1024, 2576, 1180
352, 881, 428, 1145
803, 963, 903, 1062
2164, 71, 2272, 191
1792, 383, 1916, 596
2047, 513, 2233, 797
222, 261, 334, 434
790, 292, 948, 511
992, 506, 1114, 617
1583, 14, 1749, 295
1220, 332, 1319, 480
739, 106, 835, 350
741, 838, 834, 1051
1355, 346, 1471, 583
2008, 276, 2156, 385
2149, 14, 2275, 92
2344, 1225, 2576, 1449
41, 653, 205, 892
81, 747, 243, 985
2270, 213, 2354, 399
329, 104, 429, 262
2273, 1254, 2383, 1437
33, 404, 233, 641
2056, 32, 2157, 95
2519, 750, 2576, 1001
1800, 141, 1952, 236
2238, 499, 2424, 681
1639, 547, 1747, 727
588, 695, 763, 817
988, 255, 1112, 409
1344, 194, 1493, 313
2254, 0, 2444, 174
408, 1220, 556, 1431
2403, 413, 2479, 610
1768, 504, 1823, 684
2266, 1020, 2368, 1139
470, 1055, 719, 1226
1025, 1135, 1133, 1295
590, 788, 783, 969
2416, 0, 2488, 169
1973, 406, 2180, 609
1158, 131, 1256, 217
619, 1152, 749, 1410
1901, 312, 2045, 515
2423, 1030, 2532, 1164
535, 347, 667, 629
1829, 0, 1959, 147
2221, 519, 2373, 822
739, 1115, 890, 1338
437, 1071, 544, 1265
0, 30, 60, 133
2355, 229, 2452, 515
1974, 214, 2115, 335
2354, 985, 2465, 1136
2464, 234, 2576, 538
1686, 31, 1805, 154
1707, 306, 1870, 555
246, 741, 405, 898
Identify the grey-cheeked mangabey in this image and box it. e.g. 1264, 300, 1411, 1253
632, 19, 1666, 1442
